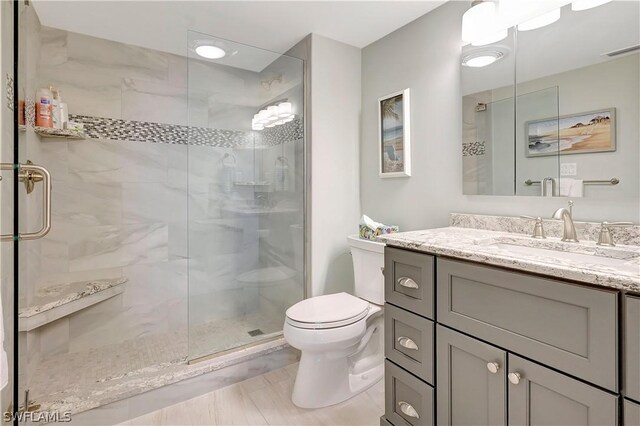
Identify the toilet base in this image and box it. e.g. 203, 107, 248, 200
291, 352, 383, 409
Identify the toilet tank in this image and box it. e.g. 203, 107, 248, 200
347, 235, 385, 305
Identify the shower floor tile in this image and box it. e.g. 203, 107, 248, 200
28, 313, 286, 415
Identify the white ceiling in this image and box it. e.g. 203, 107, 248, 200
32, 0, 447, 59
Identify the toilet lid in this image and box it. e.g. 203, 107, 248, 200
286, 292, 370, 329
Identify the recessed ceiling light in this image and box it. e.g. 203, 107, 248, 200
195, 45, 226, 59
462, 51, 504, 68
517, 9, 561, 31
571, 0, 612, 11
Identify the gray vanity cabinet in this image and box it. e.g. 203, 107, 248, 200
508, 354, 618, 426
384, 247, 435, 319
625, 399, 640, 426
436, 325, 506, 426
437, 258, 618, 391
385, 360, 434, 426
626, 296, 640, 402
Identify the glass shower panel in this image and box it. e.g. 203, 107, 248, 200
15, 5, 190, 415
187, 31, 304, 361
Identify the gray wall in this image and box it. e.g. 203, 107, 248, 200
360, 1, 640, 231
310, 34, 361, 296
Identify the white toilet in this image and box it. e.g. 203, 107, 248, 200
283, 235, 385, 408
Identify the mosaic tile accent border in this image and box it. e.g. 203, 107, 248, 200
68, 115, 303, 148
462, 141, 486, 157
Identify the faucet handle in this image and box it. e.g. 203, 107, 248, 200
520, 216, 546, 239
597, 222, 634, 246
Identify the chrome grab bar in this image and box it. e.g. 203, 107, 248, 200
1, 162, 52, 242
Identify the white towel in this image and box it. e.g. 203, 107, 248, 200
554, 178, 584, 197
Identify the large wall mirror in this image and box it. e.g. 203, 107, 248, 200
462, 1, 639, 199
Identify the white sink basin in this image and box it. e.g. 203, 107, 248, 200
487, 241, 640, 275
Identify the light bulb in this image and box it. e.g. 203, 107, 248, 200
195, 45, 226, 59
267, 106, 279, 120
278, 102, 292, 117
462, 1, 498, 44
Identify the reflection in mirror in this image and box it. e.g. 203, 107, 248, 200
462, 1, 639, 200
462, 28, 516, 195
515, 1, 638, 199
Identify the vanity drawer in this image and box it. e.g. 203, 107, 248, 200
625, 399, 640, 426
385, 360, 434, 426
626, 296, 640, 402
437, 258, 618, 391
384, 247, 434, 319
385, 303, 434, 384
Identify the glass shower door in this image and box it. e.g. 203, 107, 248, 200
187, 31, 304, 361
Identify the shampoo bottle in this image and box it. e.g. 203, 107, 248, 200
35, 87, 53, 128
50, 86, 61, 129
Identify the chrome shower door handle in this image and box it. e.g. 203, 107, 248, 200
1, 162, 52, 242
397, 277, 419, 289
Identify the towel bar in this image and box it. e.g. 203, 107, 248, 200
525, 178, 620, 186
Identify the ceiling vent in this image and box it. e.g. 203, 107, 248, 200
602, 44, 640, 57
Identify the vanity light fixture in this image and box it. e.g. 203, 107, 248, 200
571, 0, 611, 11
251, 101, 295, 131
472, 28, 508, 47
195, 44, 226, 59
517, 8, 561, 31
462, 51, 504, 68
462, 0, 498, 44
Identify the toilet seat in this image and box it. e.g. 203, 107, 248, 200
286, 292, 370, 329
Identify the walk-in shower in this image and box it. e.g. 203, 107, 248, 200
1, 2, 305, 417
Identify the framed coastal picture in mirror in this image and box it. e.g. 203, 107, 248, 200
379, 89, 411, 177
526, 108, 616, 157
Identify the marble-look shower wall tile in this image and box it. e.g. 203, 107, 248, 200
68, 139, 168, 183
121, 78, 188, 126
122, 183, 172, 225
54, 181, 122, 226
68, 223, 168, 272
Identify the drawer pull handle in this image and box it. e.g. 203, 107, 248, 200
508, 372, 522, 385
486, 362, 500, 374
397, 277, 419, 289
398, 401, 419, 419
397, 337, 419, 351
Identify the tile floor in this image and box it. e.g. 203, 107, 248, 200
30, 313, 285, 414
117, 362, 385, 426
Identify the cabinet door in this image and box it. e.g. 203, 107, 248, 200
626, 296, 640, 402
436, 325, 506, 426
508, 354, 618, 426
625, 399, 640, 426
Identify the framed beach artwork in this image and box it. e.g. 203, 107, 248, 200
526, 108, 616, 157
378, 89, 411, 177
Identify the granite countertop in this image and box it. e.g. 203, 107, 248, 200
376, 226, 640, 293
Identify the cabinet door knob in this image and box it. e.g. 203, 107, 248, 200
397, 277, 419, 289
486, 362, 500, 374
397, 336, 419, 351
508, 372, 522, 385
398, 401, 420, 419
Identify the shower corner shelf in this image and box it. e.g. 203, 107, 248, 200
33, 126, 86, 140
18, 277, 127, 332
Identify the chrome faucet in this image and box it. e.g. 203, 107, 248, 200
552, 200, 579, 242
